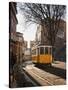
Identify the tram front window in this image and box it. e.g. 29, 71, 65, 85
45, 47, 48, 54
40, 47, 44, 54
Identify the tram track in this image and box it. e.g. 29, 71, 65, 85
23, 65, 66, 86
24, 68, 53, 86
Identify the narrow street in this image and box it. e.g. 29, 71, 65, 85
11, 60, 66, 87
23, 61, 66, 86
35, 61, 66, 79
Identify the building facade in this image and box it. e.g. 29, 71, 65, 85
23, 41, 28, 51
9, 2, 18, 68
9, 2, 18, 87
15, 32, 24, 63
30, 41, 36, 49
53, 20, 66, 61
35, 20, 66, 47
35, 24, 49, 45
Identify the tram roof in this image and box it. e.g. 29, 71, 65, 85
31, 44, 52, 50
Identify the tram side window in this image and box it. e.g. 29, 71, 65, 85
45, 47, 48, 54
40, 47, 44, 54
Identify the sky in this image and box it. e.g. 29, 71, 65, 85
16, 11, 37, 48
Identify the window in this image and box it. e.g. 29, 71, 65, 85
45, 47, 48, 54
40, 47, 44, 54
57, 29, 64, 38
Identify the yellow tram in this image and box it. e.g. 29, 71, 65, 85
31, 45, 52, 65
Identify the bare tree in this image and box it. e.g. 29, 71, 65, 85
18, 3, 66, 46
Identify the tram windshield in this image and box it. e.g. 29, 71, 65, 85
37, 46, 52, 55
45, 47, 52, 54
45, 47, 48, 54
40, 47, 44, 54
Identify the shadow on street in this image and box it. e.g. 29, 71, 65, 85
35, 65, 66, 79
